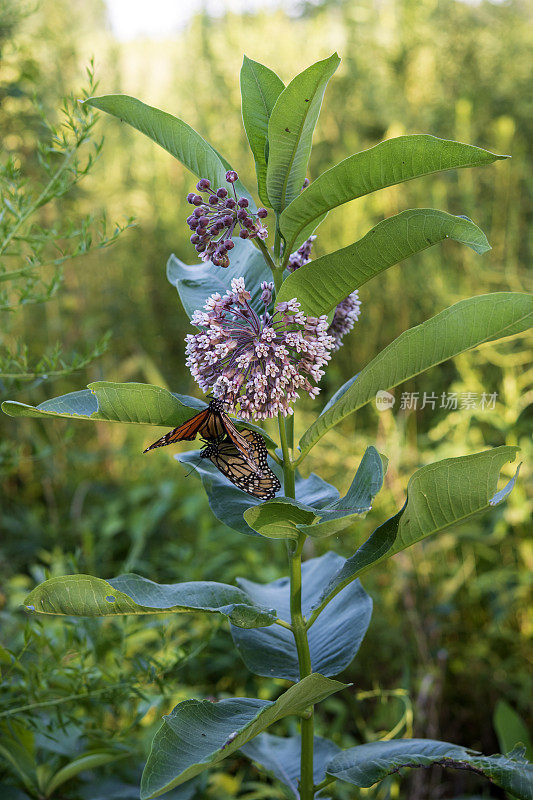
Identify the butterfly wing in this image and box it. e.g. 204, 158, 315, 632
143, 407, 211, 452
202, 432, 280, 500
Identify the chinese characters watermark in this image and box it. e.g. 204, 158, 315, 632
375, 391, 498, 412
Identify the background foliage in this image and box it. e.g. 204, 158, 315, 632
1, 1, 531, 798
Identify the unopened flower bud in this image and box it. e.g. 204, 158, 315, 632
192, 195, 203, 206
237, 198, 249, 208
217, 187, 228, 198
197, 178, 211, 190
225, 170, 238, 183
187, 192, 196, 203
257, 208, 268, 218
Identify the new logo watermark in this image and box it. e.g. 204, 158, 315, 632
375, 390, 396, 411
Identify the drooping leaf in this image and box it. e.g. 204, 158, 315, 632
1, 382, 202, 426
166, 237, 271, 320
279, 135, 507, 256
276, 209, 490, 317
240, 56, 285, 207
299, 293, 533, 457
494, 701, 533, 762
241, 733, 341, 797
178, 450, 337, 536
244, 447, 385, 540
326, 739, 533, 800
266, 54, 340, 213
230, 552, 372, 681
140, 674, 346, 799
84, 94, 253, 203
311, 447, 519, 618
23, 573, 277, 629
45, 751, 129, 797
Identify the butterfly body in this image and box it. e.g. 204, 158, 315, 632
200, 429, 280, 500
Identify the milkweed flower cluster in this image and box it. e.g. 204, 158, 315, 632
287, 234, 361, 351
186, 170, 268, 268
185, 278, 335, 420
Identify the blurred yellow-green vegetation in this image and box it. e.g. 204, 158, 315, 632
1, 1, 532, 798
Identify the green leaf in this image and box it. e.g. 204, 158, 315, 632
178, 449, 336, 536
240, 56, 285, 207
230, 552, 372, 681
494, 701, 533, 762
84, 94, 253, 203
45, 751, 128, 797
298, 447, 386, 539
140, 674, 346, 799
277, 209, 491, 317
243, 499, 318, 540
0, 722, 36, 795
23, 574, 277, 629
326, 739, 533, 799
266, 54, 340, 213
241, 733, 341, 796
1, 382, 202, 426
312, 447, 519, 618
299, 292, 533, 457
166, 237, 271, 320
280, 135, 507, 256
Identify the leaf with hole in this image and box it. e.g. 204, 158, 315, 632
24, 573, 277, 628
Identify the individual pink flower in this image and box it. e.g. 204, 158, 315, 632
185, 278, 335, 420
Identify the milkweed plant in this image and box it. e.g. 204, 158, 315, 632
4, 54, 533, 800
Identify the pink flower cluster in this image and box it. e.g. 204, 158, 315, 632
185, 278, 335, 420
286, 235, 361, 351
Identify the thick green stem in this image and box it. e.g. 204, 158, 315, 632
278, 413, 315, 800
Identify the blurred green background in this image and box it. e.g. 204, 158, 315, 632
1, 1, 532, 798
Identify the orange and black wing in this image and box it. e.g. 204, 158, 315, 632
201, 432, 280, 500
143, 407, 212, 453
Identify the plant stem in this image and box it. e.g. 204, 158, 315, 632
278, 412, 315, 800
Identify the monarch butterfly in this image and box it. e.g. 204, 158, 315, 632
200, 429, 280, 500
143, 398, 257, 468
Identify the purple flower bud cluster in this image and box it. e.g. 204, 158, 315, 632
186, 171, 268, 268
185, 278, 335, 420
286, 234, 362, 351
287, 234, 316, 272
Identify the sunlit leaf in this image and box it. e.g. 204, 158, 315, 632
280, 135, 507, 256
277, 209, 490, 317
240, 56, 285, 207
24, 573, 277, 628
84, 94, 253, 203
140, 674, 346, 798
266, 54, 340, 213
312, 447, 520, 618
299, 293, 533, 457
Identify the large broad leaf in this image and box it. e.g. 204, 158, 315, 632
241, 733, 341, 797
178, 450, 337, 536
266, 54, 340, 214
1, 382, 202, 426
244, 447, 385, 540
84, 95, 253, 203
326, 739, 533, 800
23, 573, 277, 629
240, 56, 285, 207
309, 447, 519, 622
166, 237, 271, 320
230, 552, 372, 681
279, 136, 507, 256
140, 674, 346, 799
276, 209, 490, 317
299, 292, 533, 458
